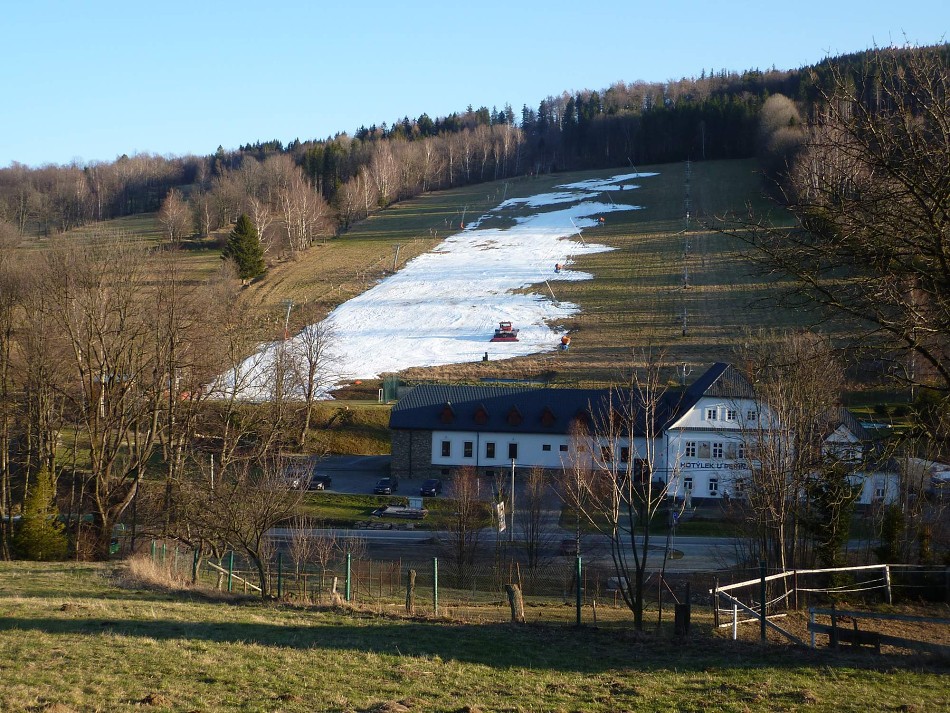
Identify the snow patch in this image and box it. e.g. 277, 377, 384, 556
220, 171, 657, 400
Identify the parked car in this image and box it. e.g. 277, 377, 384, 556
419, 478, 442, 497
373, 477, 399, 495
309, 474, 332, 490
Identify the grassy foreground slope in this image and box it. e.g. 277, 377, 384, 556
1, 563, 946, 713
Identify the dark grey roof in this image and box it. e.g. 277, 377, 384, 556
388, 365, 730, 435
389, 384, 608, 435
824, 406, 871, 442
686, 362, 756, 399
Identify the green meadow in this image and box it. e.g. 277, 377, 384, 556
1, 562, 945, 713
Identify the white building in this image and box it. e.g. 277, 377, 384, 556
389, 363, 899, 504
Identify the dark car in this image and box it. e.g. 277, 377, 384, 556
309, 474, 332, 491
373, 477, 399, 495
419, 478, 442, 497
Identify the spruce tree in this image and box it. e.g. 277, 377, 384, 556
12, 466, 68, 561
222, 213, 266, 282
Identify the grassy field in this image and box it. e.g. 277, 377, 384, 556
1, 561, 946, 712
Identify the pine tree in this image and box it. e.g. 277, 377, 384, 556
12, 466, 67, 561
222, 213, 266, 282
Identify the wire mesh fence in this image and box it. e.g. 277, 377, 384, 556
137, 538, 701, 623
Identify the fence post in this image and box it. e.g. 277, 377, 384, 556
405, 569, 416, 615
809, 608, 816, 648
884, 565, 893, 605
150, 540, 156, 562
433, 557, 439, 616
732, 604, 738, 640
793, 570, 799, 611
227, 551, 234, 593
759, 561, 767, 642
345, 552, 352, 603
192, 549, 199, 583
277, 552, 283, 600
712, 577, 720, 628
575, 555, 582, 627
162, 542, 167, 565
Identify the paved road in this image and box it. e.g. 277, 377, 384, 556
283, 455, 743, 570
269, 526, 738, 571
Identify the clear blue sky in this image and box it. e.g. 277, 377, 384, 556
2, 1, 946, 167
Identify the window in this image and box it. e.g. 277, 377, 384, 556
709, 478, 719, 495
683, 477, 693, 491
706, 407, 718, 421
684, 441, 697, 458
734, 478, 745, 494
542, 444, 552, 452
737, 443, 747, 460
712, 442, 724, 459
559, 444, 568, 452
486, 442, 495, 459
725, 443, 737, 459
508, 443, 518, 460
726, 409, 738, 421
746, 410, 757, 422
441, 441, 451, 457
485, 470, 495, 478
874, 482, 886, 499
463, 441, 473, 458
697, 442, 710, 458
620, 446, 630, 462
601, 445, 612, 461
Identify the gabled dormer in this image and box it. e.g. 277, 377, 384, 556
540, 406, 557, 428
473, 404, 489, 425
439, 402, 455, 424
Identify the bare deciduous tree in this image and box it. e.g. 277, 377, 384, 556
441, 467, 484, 589
157, 188, 191, 243
732, 47, 950, 395
735, 331, 844, 571
565, 357, 672, 630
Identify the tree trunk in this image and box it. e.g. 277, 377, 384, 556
505, 583, 525, 624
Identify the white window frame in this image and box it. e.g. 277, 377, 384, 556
706, 407, 718, 421
683, 476, 693, 491
709, 478, 719, 495
726, 409, 738, 421
712, 442, 724, 459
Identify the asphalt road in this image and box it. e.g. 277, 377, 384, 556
285, 455, 742, 570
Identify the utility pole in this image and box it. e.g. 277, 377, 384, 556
281, 299, 294, 340
509, 459, 516, 543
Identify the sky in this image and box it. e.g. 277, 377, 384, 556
2, 1, 947, 167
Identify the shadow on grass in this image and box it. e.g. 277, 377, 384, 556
1, 613, 943, 676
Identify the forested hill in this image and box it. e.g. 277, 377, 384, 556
1, 44, 945, 247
